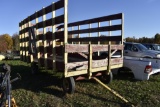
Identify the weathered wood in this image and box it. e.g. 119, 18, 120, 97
20, 15, 64, 35
19, 0, 124, 78
64, 0, 68, 77
92, 45, 108, 52
65, 44, 123, 53
65, 44, 88, 53
111, 45, 124, 50
19, 21, 23, 60
65, 63, 123, 77
57, 13, 123, 29
88, 44, 92, 78
22, 0, 64, 23
45, 0, 64, 14
68, 25, 122, 34
42, 7, 48, 70
52, 2, 56, 70
35, 11, 41, 67
67, 36, 122, 42
37, 15, 64, 29
66, 58, 123, 70
78, 53, 88, 59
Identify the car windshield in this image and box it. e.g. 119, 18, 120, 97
135, 44, 148, 51
153, 45, 160, 51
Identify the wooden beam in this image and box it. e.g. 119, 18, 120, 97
52, 2, 56, 71
68, 25, 122, 34
65, 44, 88, 53
36, 11, 41, 66
64, 0, 68, 77
42, 7, 48, 70
65, 44, 123, 53
66, 58, 123, 70
68, 35, 122, 42
57, 13, 123, 29
88, 44, 92, 78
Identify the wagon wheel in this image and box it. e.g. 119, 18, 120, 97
31, 62, 39, 74
100, 71, 113, 84
62, 77, 75, 94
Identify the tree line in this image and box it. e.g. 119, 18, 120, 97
0, 33, 19, 53
126, 33, 160, 44
0, 32, 160, 53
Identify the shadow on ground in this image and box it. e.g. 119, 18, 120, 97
3, 61, 65, 98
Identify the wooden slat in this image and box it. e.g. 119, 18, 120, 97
37, 15, 64, 29
65, 44, 123, 53
57, 13, 122, 29
45, 0, 64, 14
65, 63, 123, 77
68, 36, 122, 43
68, 25, 122, 34
65, 44, 88, 53
92, 45, 108, 52
66, 58, 123, 70
111, 45, 124, 50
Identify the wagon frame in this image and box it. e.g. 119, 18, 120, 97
19, 0, 124, 93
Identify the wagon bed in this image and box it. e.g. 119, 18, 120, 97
19, 0, 124, 83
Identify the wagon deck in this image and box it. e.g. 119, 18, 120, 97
19, 0, 124, 81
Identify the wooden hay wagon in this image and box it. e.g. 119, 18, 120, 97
19, 0, 124, 94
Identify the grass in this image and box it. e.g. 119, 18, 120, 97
0, 60, 160, 107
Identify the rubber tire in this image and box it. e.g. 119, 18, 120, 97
31, 62, 39, 75
100, 72, 113, 84
62, 77, 75, 94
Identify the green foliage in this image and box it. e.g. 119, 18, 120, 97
2, 34, 13, 50
0, 36, 7, 52
154, 33, 160, 44
126, 36, 155, 44
12, 33, 20, 50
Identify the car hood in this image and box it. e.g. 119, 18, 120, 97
145, 50, 160, 54
143, 50, 160, 58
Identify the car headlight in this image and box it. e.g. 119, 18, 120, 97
156, 54, 160, 58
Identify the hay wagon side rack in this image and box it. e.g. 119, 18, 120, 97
19, 0, 134, 106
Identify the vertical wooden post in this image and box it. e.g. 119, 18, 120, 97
78, 25, 80, 44
89, 23, 91, 44
88, 44, 92, 79
22, 21, 25, 61
121, 13, 124, 59
43, 7, 47, 70
28, 17, 33, 63
107, 20, 112, 75
19, 22, 22, 60
35, 11, 40, 66
52, 2, 56, 71
64, 0, 68, 77
71, 27, 74, 44
98, 22, 101, 56
24, 20, 28, 62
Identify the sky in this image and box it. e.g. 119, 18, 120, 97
0, 0, 160, 38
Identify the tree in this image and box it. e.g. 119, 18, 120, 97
1, 34, 13, 50
0, 36, 7, 52
154, 33, 160, 44
12, 33, 20, 50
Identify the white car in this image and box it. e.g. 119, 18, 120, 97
0, 54, 5, 61
112, 56, 160, 80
